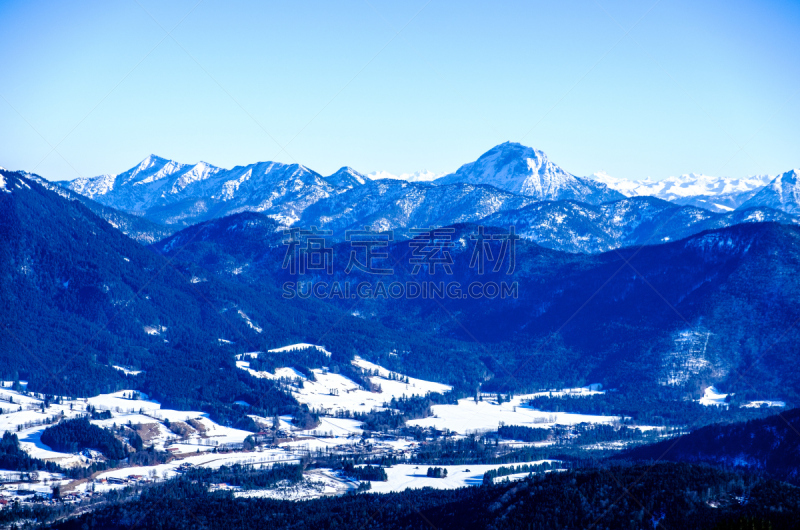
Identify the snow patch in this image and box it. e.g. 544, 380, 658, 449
698, 386, 729, 407
112, 365, 143, 376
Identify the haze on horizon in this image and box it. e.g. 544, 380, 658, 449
0, 0, 798, 182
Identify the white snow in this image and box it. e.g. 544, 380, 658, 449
237, 309, 262, 333
291, 368, 446, 415
698, 386, 729, 407
112, 365, 143, 376
742, 400, 785, 408
368, 461, 558, 494
143, 325, 166, 336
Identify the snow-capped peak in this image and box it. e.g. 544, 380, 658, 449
326, 166, 367, 187
171, 161, 223, 192
434, 142, 623, 204
738, 169, 800, 214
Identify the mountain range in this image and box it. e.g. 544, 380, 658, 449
590, 171, 774, 212
56, 143, 800, 249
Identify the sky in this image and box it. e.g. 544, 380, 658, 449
1, 0, 799, 182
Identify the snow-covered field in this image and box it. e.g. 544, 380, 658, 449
232, 461, 558, 500
407, 395, 618, 435
368, 461, 558, 494
234, 469, 360, 500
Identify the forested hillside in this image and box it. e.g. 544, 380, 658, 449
620, 408, 800, 484
0, 171, 482, 428
156, 211, 800, 407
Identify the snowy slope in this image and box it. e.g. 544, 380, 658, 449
299, 179, 537, 237
435, 143, 623, 204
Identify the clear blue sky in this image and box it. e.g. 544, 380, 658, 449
1, 0, 798, 181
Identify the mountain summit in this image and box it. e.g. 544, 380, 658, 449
434, 142, 624, 204
739, 169, 800, 214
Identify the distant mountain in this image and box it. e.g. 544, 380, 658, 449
479, 196, 800, 253
59, 147, 796, 238
367, 169, 442, 182
739, 169, 800, 214
435, 142, 624, 204
590, 171, 773, 213
620, 408, 800, 484
297, 179, 536, 237
670, 191, 763, 212
61, 155, 348, 228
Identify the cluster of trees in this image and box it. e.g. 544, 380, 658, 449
246, 347, 329, 380
291, 405, 320, 430
482, 461, 557, 484
496, 424, 550, 442
346, 392, 462, 432
184, 463, 304, 489
497, 422, 651, 445
0, 431, 62, 473
425, 467, 448, 478
40, 417, 127, 460
340, 462, 388, 482
524, 388, 780, 428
